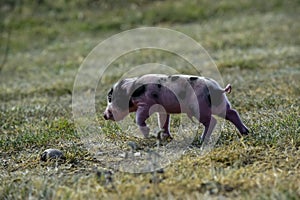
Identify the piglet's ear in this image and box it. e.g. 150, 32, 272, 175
111, 78, 138, 110
120, 78, 136, 95
121, 78, 136, 96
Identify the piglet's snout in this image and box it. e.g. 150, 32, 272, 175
103, 113, 108, 120
103, 110, 114, 120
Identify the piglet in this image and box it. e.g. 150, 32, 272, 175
103, 74, 249, 142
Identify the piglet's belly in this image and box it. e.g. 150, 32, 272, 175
156, 102, 188, 114
164, 105, 182, 113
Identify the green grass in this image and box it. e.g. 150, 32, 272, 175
1, 0, 300, 199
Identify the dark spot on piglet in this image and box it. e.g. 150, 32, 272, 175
203, 86, 212, 107
204, 85, 223, 106
132, 85, 146, 97
189, 77, 198, 81
152, 92, 159, 99
158, 78, 166, 85
169, 75, 179, 81
207, 94, 212, 107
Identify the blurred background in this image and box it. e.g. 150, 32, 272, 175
0, 1, 299, 199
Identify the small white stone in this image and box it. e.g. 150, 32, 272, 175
134, 152, 141, 157
40, 149, 65, 161
118, 152, 127, 158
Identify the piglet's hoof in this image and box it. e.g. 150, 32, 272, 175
157, 130, 173, 142
139, 126, 150, 138
238, 127, 250, 137
162, 133, 173, 142
243, 127, 250, 135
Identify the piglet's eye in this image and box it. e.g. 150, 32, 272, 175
107, 88, 113, 102
108, 94, 112, 102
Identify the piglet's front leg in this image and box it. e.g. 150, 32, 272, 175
136, 106, 151, 138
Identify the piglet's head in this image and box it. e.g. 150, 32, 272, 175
103, 78, 137, 121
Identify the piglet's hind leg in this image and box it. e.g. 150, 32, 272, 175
225, 105, 249, 135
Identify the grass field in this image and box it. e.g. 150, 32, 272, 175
0, 0, 299, 199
